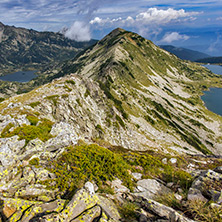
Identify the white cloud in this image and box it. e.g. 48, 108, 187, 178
90, 17, 103, 24
89, 7, 198, 27
160, 32, 190, 43
135, 8, 196, 25
65, 21, 91, 41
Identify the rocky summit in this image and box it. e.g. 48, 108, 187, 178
0, 28, 222, 221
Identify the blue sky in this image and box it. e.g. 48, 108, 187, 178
0, 0, 221, 55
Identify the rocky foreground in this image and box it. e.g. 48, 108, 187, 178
0, 126, 222, 221
0, 116, 221, 221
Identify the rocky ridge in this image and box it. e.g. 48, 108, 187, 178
0, 28, 222, 221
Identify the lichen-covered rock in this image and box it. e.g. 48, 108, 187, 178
72, 205, 101, 222
190, 169, 222, 201
98, 195, 121, 221
44, 122, 79, 151
58, 188, 100, 221
111, 179, 129, 194
53, 187, 121, 222
187, 188, 208, 202
211, 190, 222, 204
19, 199, 66, 222
0, 167, 35, 198
32, 167, 56, 184
19, 138, 44, 160
0, 136, 25, 167
214, 166, 222, 174
135, 196, 194, 222
15, 184, 57, 201
1, 198, 42, 221
0, 114, 29, 134
134, 179, 171, 199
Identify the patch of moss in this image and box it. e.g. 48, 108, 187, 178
61, 94, 69, 98
98, 81, 128, 119
144, 115, 155, 125
117, 201, 139, 221
98, 184, 114, 195
151, 101, 171, 119
95, 124, 104, 133
121, 151, 193, 191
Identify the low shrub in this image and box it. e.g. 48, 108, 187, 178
0, 97, 5, 103
64, 85, 72, 92
46, 95, 59, 106
29, 157, 40, 166
186, 200, 222, 222
122, 152, 193, 191
2, 118, 53, 143
65, 80, 75, 85
117, 201, 139, 221
26, 115, 39, 126
46, 144, 133, 196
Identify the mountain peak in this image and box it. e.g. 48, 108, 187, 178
109, 27, 126, 35
55, 28, 222, 155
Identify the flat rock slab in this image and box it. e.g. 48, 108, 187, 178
134, 179, 171, 199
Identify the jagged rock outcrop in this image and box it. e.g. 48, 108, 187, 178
0, 183, 121, 222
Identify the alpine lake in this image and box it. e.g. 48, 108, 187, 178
201, 64, 222, 116
0, 70, 37, 82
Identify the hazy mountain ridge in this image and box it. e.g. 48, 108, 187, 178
196, 56, 222, 64
0, 22, 97, 72
159, 45, 210, 61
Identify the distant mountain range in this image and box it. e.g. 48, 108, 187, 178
196, 57, 222, 64
159, 45, 210, 62
0, 22, 96, 71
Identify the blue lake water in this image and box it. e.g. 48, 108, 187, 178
201, 64, 222, 116
0, 70, 37, 82
203, 64, 222, 75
